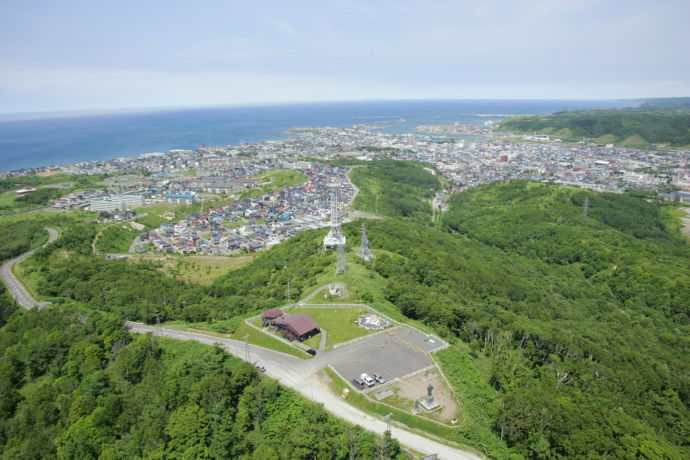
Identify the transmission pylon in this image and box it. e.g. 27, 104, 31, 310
357, 223, 375, 262
323, 183, 346, 249
336, 243, 347, 275
583, 197, 590, 216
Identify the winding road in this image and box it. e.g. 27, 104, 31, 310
1, 226, 483, 458
125, 322, 483, 460
0, 227, 58, 310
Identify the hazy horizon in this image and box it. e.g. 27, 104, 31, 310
0, 96, 642, 121
2, 0, 689, 114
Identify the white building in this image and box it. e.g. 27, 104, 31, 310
90, 200, 126, 212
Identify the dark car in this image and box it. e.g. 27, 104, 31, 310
306, 348, 317, 356
351, 378, 365, 389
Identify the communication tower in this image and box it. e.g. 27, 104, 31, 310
336, 243, 347, 274
357, 223, 375, 262
323, 184, 346, 249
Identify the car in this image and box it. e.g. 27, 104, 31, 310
372, 372, 385, 384
351, 378, 365, 389
254, 362, 266, 372
361, 373, 376, 387
306, 348, 317, 356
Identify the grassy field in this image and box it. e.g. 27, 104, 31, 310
304, 251, 437, 335
162, 255, 254, 285
239, 169, 308, 199
290, 306, 372, 346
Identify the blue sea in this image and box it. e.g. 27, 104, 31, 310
0, 99, 629, 172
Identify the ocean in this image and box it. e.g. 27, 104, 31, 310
0, 99, 628, 172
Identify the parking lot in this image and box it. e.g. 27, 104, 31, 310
328, 326, 447, 390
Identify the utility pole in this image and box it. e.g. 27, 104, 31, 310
244, 334, 250, 362
156, 314, 163, 337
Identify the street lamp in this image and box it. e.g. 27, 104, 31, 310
385, 413, 393, 433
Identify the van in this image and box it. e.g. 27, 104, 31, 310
351, 378, 365, 389
361, 373, 376, 387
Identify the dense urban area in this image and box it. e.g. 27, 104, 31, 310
3, 123, 689, 255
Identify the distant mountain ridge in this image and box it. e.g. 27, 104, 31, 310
498, 97, 690, 147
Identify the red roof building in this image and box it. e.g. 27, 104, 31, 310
272, 313, 320, 342
262, 309, 284, 327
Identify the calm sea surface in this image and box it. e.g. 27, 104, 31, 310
0, 100, 628, 171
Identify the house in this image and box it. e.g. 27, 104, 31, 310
273, 313, 320, 342
262, 309, 284, 327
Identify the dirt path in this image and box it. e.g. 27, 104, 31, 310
301, 282, 347, 303
680, 208, 690, 239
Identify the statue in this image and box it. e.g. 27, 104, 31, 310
420, 382, 439, 410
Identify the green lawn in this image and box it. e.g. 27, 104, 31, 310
290, 306, 372, 346
304, 252, 436, 335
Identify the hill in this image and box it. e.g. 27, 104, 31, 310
1, 174, 688, 458
498, 107, 690, 147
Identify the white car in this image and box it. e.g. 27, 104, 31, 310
361, 373, 376, 387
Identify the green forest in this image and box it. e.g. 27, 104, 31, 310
498, 107, 690, 146
0, 303, 399, 459
0, 165, 688, 458
349, 160, 442, 222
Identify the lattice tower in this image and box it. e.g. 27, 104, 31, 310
357, 223, 375, 261
336, 243, 347, 274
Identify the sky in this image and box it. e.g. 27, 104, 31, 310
1, 0, 689, 114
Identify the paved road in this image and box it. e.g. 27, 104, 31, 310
125, 322, 482, 460
0, 227, 58, 310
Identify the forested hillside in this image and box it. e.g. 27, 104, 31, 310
1, 175, 688, 458
349, 160, 442, 222
0, 307, 398, 459
498, 108, 690, 146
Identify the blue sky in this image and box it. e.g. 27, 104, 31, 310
1, 0, 689, 113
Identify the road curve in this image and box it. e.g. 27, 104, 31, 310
125, 322, 483, 460
0, 227, 58, 310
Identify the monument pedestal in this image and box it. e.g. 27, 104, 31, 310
420, 398, 439, 411
420, 383, 440, 411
